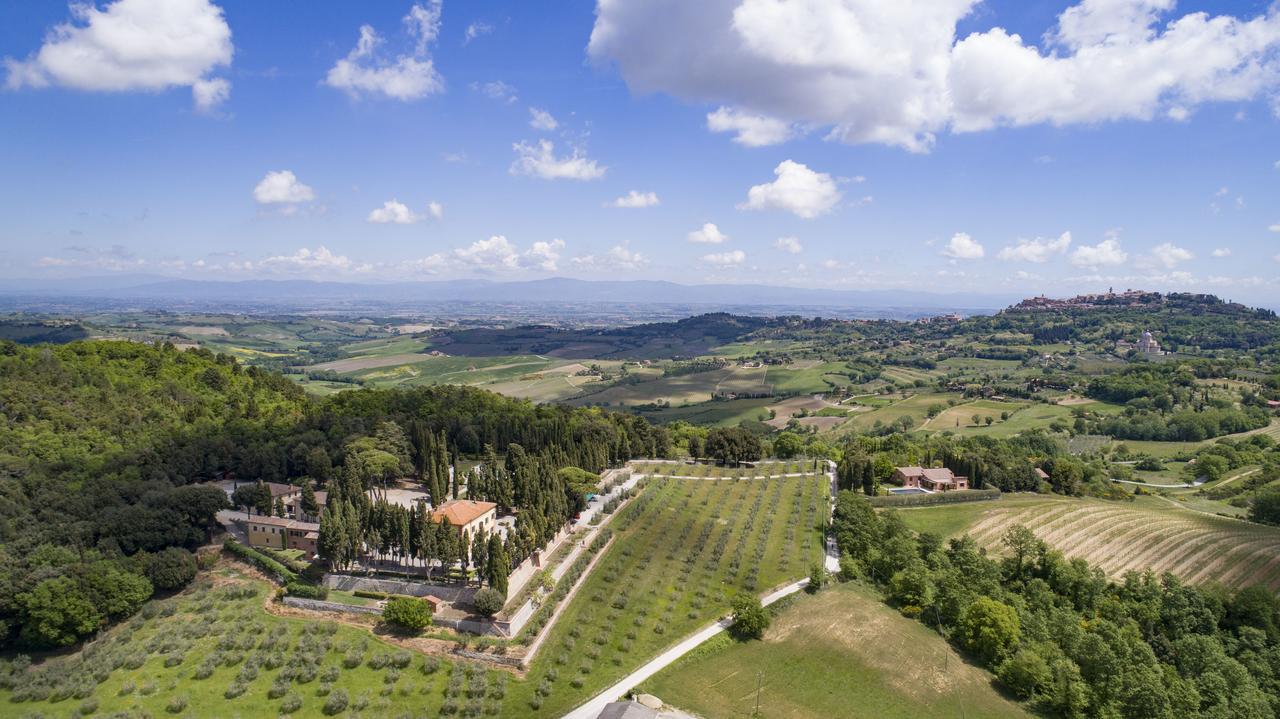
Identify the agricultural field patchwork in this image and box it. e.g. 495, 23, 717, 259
517, 474, 828, 716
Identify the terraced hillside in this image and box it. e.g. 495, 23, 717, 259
917, 497, 1280, 591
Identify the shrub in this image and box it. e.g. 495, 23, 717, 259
323, 688, 349, 715
269, 677, 291, 699
392, 651, 413, 669
472, 588, 504, 618
224, 682, 247, 699
367, 653, 390, 670
383, 597, 433, 634
354, 589, 389, 600
166, 695, 189, 713
421, 656, 441, 675
286, 582, 329, 600
78, 697, 98, 715
280, 692, 303, 714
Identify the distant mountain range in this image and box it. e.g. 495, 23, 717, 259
0, 276, 1021, 313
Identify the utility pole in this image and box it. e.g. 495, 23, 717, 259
753, 670, 763, 718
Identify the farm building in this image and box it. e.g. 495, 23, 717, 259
894, 466, 969, 492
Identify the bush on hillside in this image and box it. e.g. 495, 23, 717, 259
382, 597, 432, 633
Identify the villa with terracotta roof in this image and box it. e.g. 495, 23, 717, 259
430, 499, 498, 538
894, 466, 969, 492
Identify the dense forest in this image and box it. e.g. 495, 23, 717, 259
0, 341, 661, 649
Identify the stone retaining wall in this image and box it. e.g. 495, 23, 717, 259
323, 575, 474, 603
282, 596, 383, 616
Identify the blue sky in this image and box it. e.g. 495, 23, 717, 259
1, 0, 1279, 300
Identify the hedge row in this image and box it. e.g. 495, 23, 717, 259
868, 488, 1001, 508
223, 539, 299, 584
285, 582, 329, 600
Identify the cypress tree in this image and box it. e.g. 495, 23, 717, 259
301, 480, 319, 518
487, 534, 509, 596
471, 530, 488, 581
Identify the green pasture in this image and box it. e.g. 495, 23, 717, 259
642, 583, 1030, 719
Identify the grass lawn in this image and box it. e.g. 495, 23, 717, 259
892, 494, 1051, 538
512, 474, 828, 716
327, 589, 379, 607
641, 583, 1030, 719
765, 362, 851, 394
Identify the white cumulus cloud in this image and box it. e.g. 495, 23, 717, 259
738, 160, 841, 219
324, 2, 444, 101
1145, 242, 1194, 269
942, 232, 984, 260
687, 223, 729, 244
609, 191, 660, 208
997, 232, 1072, 262
453, 236, 565, 272
706, 106, 795, 146
1212, 247, 1232, 257
775, 236, 803, 254
253, 170, 315, 205
702, 250, 746, 266
1071, 237, 1128, 267
510, 140, 606, 181
589, 0, 1280, 152
4, 0, 233, 111
367, 199, 442, 224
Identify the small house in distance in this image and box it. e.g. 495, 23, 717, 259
893, 466, 969, 492
430, 499, 498, 537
